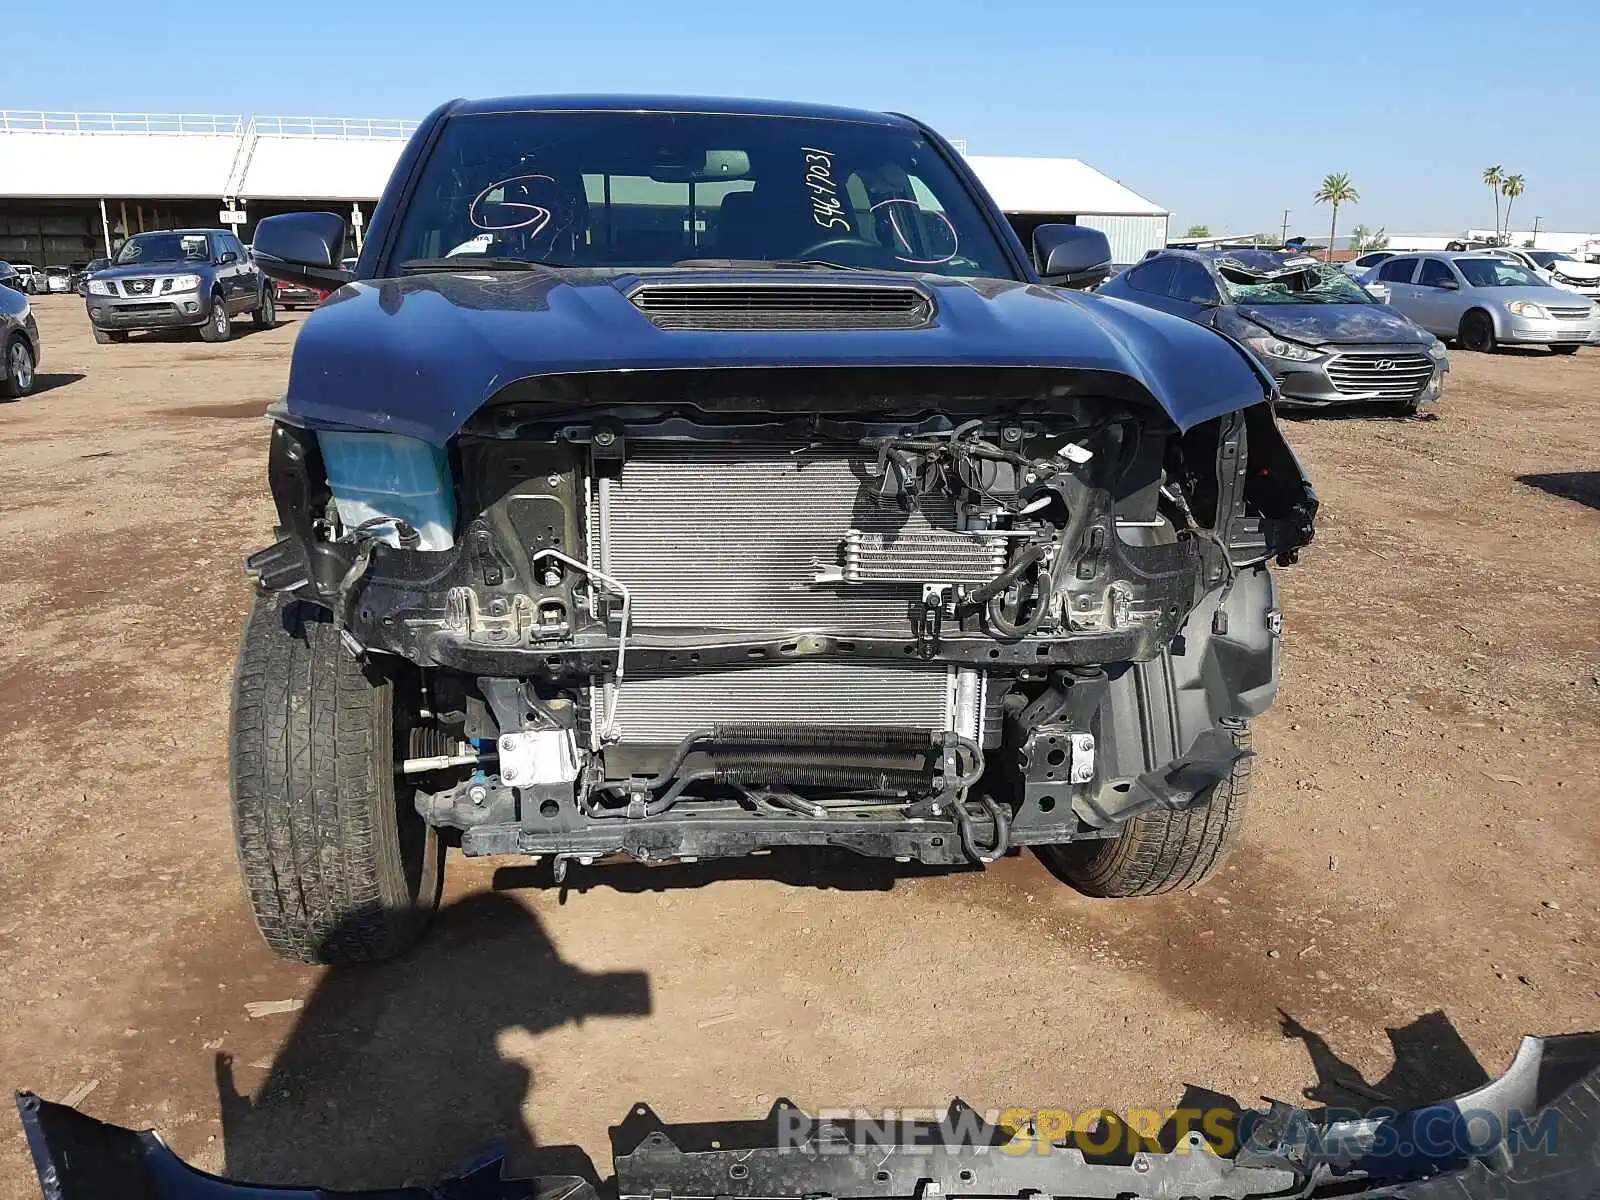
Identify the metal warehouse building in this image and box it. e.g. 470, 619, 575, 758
0, 110, 1168, 268
965, 156, 1169, 266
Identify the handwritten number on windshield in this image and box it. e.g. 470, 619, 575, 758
801, 148, 850, 232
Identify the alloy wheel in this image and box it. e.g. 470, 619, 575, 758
9, 341, 33, 392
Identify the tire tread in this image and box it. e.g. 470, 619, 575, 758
229, 595, 436, 963
1043, 725, 1252, 897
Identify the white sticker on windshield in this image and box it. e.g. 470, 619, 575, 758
445, 232, 494, 257
801, 148, 851, 232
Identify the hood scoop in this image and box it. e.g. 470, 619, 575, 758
627, 280, 934, 331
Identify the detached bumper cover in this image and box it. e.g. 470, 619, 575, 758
17, 1033, 1600, 1199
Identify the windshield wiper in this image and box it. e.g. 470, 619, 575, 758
398, 257, 556, 275
671, 258, 879, 273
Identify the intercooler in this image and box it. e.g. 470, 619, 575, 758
596, 443, 989, 745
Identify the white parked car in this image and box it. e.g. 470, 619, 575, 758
1457, 248, 1600, 300
1343, 250, 1401, 279
1526, 250, 1600, 300
9, 263, 45, 294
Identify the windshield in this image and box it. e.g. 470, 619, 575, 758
1529, 251, 1577, 266
387, 111, 1012, 278
116, 232, 210, 266
1218, 262, 1372, 305
1455, 258, 1544, 288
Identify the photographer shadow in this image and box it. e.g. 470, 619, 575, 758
1276, 1008, 1491, 1111
217, 891, 650, 1189
1144, 1010, 1497, 1155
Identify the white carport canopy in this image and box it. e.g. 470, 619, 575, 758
964, 156, 1167, 218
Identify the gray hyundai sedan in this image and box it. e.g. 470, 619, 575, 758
1368, 252, 1599, 354
1099, 248, 1448, 412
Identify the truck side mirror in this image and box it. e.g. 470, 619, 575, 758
252, 212, 354, 291
1033, 224, 1113, 290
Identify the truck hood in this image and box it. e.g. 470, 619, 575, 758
282, 269, 1270, 444
1233, 303, 1432, 347
92, 261, 208, 279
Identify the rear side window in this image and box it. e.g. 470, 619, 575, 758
1167, 260, 1218, 303
1417, 259, 1457, 288
1125, 258, 1175, 295
1377, 257, 1417, 283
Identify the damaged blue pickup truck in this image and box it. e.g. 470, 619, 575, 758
231, 95, 1317, 964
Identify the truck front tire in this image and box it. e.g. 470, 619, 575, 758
230, 594, 443, 963
1039, 724, 1251, 896
199, 295, 232, 342
253, 287, 277, 329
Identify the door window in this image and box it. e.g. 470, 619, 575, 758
1125, 258, 1175, 295
1167, 260, 1219, 304
1417, 259, 1457, 289
1377, 257, 1418, 283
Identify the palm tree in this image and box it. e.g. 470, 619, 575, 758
1500, 174, 1526, 241
1483, 165, 1504, 237
1349, 224, 1388, 253
1313, 173, 1360, 262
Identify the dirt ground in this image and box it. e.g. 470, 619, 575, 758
1, 294, 1596, 1193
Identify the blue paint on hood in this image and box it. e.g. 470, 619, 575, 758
283, 269, 1269, 444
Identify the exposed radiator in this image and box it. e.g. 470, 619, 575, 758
615, 661, 981, 745
600, 443, 975, 630
595, 442, 988, 745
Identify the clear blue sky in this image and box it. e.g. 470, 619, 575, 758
7, 0, 1598, 236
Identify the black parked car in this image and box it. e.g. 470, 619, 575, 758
84, 228, 275, 343
1099, 248, 1449, 413
0, 261, 41, 398
71, 257, 110, 296
238, 93, 1316, 964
